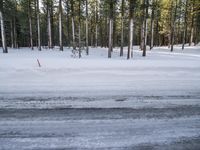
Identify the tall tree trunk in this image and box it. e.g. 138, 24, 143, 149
131, 20, 134, 58
71, 0, 75, 50
66, 0, 70, 47
182, 0, 188, 50
95, 0, 98, 47
90, 22, 93, 46
168, 34, 171, 48
170, 0, 177, 52
37, 0, 41, 50
47, 5, 52, 49
189, 0, 194, 46
154, 0, 159, 47
194, 25, 198, 45
13, 17, 17, 48
78, 24, 81, 57
100, 16, 103, 47
85, 0, 89, 55
59, 0, 63, 51
50, 3, 54, 47
142, 0, 148, 57
78, 0, 81, 58
34, 0, 38, 47
0, 5, 7, 53
28, 0, 33, 50
150, 0, 154, 50
127, 0, 134, 59
95, 25, 98, 47
120, 0, 124, 56
106, 17, 109, 47
108, 17, 113, 58
170, 1, 174, 51
140, 0, 144, 50
10, 19, 14, 48
14, 0, 18, 48
140, 22, 144, 50
108, 1, 113, 58
177, 16, 181, 44
155, 13, 159, 46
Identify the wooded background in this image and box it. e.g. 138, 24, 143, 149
0, 0, 200, 58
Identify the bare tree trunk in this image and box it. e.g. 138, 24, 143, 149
10, 20, 14, 48
71, 21, 75, 47
127, 0, 134, 59
66, 0, 70, 47
127, 19, 133, 59
155, 13, 159, 46
177, 16, 181, 44
47, 5, 52, 49
78, 24, 81, 57
95, 25, 98, 47
168, 34, 171, 48
170, 0, 177, 52
37, 0, 41, 50
91, 24, 93, 46
140, 22, 144, 50
140, 0, 144, 50
28, 0, 33, 50
108, 1, 113, 58
150, 0, 154, 50
13, 17, 17, 48
194, 25, 198, 46
100, 16, 103, 47
189, 0, 195, 46
105, 17, 108, 48
34, 0, 38, 47
14, 0, 18, 48
85, 0, 89, 55
95, 0, 98, 47
0, 9, 7, 53
59, 0, 63, 51
120, 0, 124, 57
190, 22, 194, 46
182, 0, 188, 50
50, 5, 54, 47
78, 0, 81, 58
189, 6, 194, 46
71, 0, 75, 50
108, 19, 113, 58
142, 0, 148, 57
170, 3, 174, 51
131, 21, 134, 58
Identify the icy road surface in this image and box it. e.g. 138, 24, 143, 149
0, 46, 200, 149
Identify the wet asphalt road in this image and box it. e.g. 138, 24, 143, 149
0, 95, 200, 150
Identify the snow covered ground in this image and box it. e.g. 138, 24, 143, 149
0, 45, 200, 149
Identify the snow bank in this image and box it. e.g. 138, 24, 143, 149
0, 45, 200, 98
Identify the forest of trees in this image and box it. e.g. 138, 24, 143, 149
0, 0, 200, 58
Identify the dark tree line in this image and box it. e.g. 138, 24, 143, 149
0, 0, 200, 58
